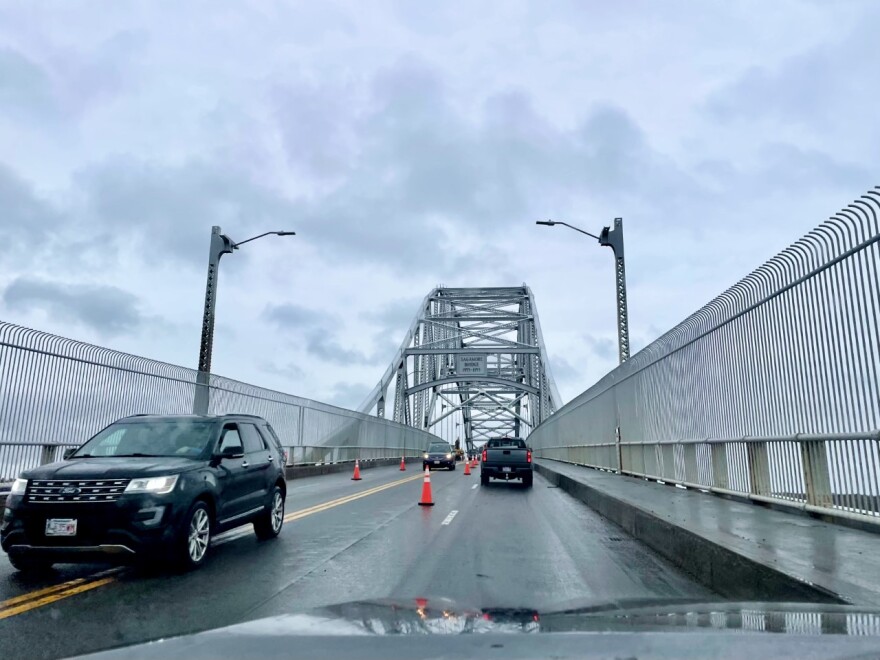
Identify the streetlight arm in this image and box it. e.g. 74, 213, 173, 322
233, 230, 296, 248
535, 220, 600, 241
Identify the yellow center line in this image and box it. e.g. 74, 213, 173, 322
0, 577, 116, 620
214, 472, 425, 545
0, 578, 90, 609
283, 473, 424, 522
2, 472, 426, 617
0, 567, 124, 614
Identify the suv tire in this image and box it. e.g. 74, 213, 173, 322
480, 472, 489, 486
254, 486, 284, 541
175, 501, 211, 570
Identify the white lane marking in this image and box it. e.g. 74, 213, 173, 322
471, 484, 478, 490
441, 510, 458, 526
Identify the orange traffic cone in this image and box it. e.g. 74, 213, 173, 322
418, 467, 434, 506
400, 456, 406, 471
351, 459, 362, 481
463, 459, 471, 475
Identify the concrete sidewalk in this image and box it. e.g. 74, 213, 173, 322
535, 459, 880, 607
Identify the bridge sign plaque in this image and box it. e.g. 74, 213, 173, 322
456, 354, 487, 376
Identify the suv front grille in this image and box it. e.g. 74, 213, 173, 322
27, 479, 130, 503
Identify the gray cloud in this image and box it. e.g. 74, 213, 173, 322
0, 164, 61, 251
263, 303, 333, 330
76, 158, 298, 266
275, 60, 697, 271
4, 277, 143, 337
305, 329, 376, 365
0, 48, 57, 121
325, 381, 371, 409
584, 335, 616, 362
548, 353, 580, 385
258, 360, 306, 381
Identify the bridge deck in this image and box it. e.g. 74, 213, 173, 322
536, 460, 880, 606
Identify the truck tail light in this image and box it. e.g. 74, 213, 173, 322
527, 450, 532, 463
481, 449, 487, 463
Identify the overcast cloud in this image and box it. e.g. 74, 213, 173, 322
0, 1, 877, 408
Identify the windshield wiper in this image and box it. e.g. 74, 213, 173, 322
111, 453, 163, 457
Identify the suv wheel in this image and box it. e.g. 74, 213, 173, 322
254, 486, 284, 540
177, 501, 211, 570
480, 472, 489, 486
8, 553, 54, 573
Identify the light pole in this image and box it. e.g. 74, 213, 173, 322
194, 225, 295, 414
536, 218, 630, 364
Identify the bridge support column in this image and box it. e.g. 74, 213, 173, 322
801, 440, 833, 508
683, 443, 698, 484
40, 445, 59, 466
747, 441, 772, 496
711, 443, 729, 489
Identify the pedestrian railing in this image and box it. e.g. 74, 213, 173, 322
0, 319, 441, 482
0, 442, 80, 482
530, 186, 880, 526
285, 445, 424, 467
538, 432, 880, 523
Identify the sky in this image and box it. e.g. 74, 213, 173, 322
0, 0, 877, 410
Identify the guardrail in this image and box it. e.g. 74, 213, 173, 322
0, 320, 442, 481
539, 432, 880, 523
530, 187, 880, 526
0, 442, 80, 482
285, 445, 424, 466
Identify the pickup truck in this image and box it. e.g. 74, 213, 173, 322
480, 437, 532, 487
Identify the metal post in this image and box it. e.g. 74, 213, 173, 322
599, 218, 630, 363
194, 226, 235, 414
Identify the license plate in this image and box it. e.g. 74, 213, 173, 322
433, 460, 440, 464
45, 518, 77, 537
502, 467, 512, 473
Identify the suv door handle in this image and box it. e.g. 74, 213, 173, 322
267, 455, 274, 461
241, 460, 250, 468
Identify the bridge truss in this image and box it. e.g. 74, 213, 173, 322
359, 286, 561, 452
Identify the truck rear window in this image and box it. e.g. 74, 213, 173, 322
487, 438, 526, 449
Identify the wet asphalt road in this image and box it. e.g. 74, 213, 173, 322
0, 465, 713, 659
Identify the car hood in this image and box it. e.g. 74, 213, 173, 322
22, 457, 201, 480
213, 597, 880, 636
69, 598, 880, 659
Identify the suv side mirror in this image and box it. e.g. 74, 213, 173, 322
220, 445, 244, 459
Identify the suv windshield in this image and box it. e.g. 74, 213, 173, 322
73, 420, 216, 458
428, 444, 450, 453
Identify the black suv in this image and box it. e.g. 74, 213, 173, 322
1, 414, 287, 572
423, 441, 456, 471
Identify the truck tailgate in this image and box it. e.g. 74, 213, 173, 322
485, 448, 529, 465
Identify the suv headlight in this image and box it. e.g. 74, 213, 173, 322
124, 475, 179, 495
423, 453, 429, 459
446, 453, 452, 459
10, 478, 27, 495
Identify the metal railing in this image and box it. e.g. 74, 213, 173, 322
530, 186, 880, 524
286, 445, 424, 467
0, 321, 441, 481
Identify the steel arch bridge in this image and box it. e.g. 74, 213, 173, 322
359, 286, 561, 452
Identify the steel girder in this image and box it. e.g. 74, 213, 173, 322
359, 286, 561, 449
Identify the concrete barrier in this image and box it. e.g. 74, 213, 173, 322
534, 460, 857, 604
